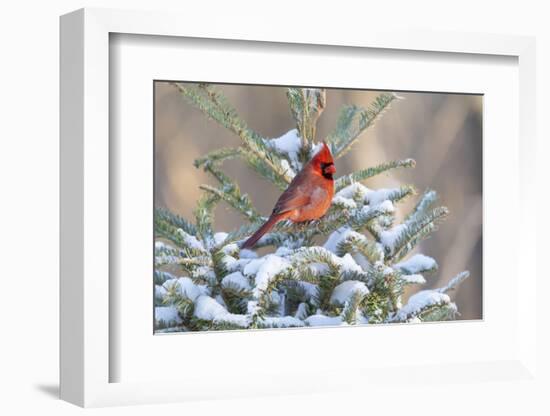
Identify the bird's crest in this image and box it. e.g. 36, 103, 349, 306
312, 141, 334, 164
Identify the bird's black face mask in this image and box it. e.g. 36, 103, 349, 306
320, 162, 335, 180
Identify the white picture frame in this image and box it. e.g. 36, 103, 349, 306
60, 7, 538, 408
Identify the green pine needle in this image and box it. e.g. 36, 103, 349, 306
327, 93, 401, 158
336, 159, 416, 192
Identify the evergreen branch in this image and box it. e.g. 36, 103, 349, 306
438, 271, 470, 294
204, 320, 250, 331
244, 151, 290, 190
255, 318, 305, 329
290, 248, 372, 306
361, 185, 416, 240
335, 159, 416, 192
171, 82, 293, 187
395, 272, 426, 287
365, 214, 394, 242
221, 283, 252, 315
219, 242, 240, 258
154, 224, 207, 257
241, 202, 396, 250
240, 231, 293, 249
194, 147, 244, 168
190, 267, 217, 287
196, 145, 290, 192
154, 219, 189, 249
385, 206, 450, 263
405, 189, 438, 223
286, 88, 309, 148
363, 292, 391, 323
171, 82, 239, 135
291, 247, 342, 277
155, 207, 197, 237
198, 84, 294, 185
251, 269, 293, 322
369, 185, 417, 206
317, 276, 342, 312
315, 202, 396, 235
193, 145, 288, 192
211, 249, 229, 281
336, 234, 384, 264
391, 290, 454, 323
177, 257, 212, 267
199, 164, 262, 222
156, 254, 211, 268
284, 281, 318, 309
162, 288, 196, 322
226, 222, 265, 243
193, 193, 220, 244
341, 291, 364, 324
383, 273, 401, 314
327, 92, 400, 158
200, 184, 260, 222
154, 241, 210, 268
154, 270, 176, 285
286, 88, 326, 163
362, 264, 405, 321
419, 303, 458, 321
172, 82, 220, 117
339, 269, 375, 284
394, 254, 438, 275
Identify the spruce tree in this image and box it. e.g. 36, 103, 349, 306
154, 83, 470, 332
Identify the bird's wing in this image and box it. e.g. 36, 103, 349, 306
272, 172, 311, 215
273, 191, 310, 215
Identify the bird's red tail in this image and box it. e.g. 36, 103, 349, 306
241, 215, 281, 249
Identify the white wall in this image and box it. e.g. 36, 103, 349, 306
1, 1, 548, 415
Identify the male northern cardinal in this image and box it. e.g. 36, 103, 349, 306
242, 142, 336, 249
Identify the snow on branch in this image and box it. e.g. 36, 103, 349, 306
381, 204, 449, 263
286, 88, 326, 162
392, 290, 452, 322
395, 254, 438, 275
392, 271, 470, 322
438, 271, 470, 294
265, 129, 303, 174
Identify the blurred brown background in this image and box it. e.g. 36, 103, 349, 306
154, 82, 483, 320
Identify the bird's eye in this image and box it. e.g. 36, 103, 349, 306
320, 162, 335, 178
321, 162, 334, 171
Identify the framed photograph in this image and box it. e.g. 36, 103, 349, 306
60, 8, 538, 407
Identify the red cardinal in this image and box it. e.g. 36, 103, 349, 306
242, 142, 336, 249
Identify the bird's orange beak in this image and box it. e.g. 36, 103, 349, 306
325, 164, 336, 174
